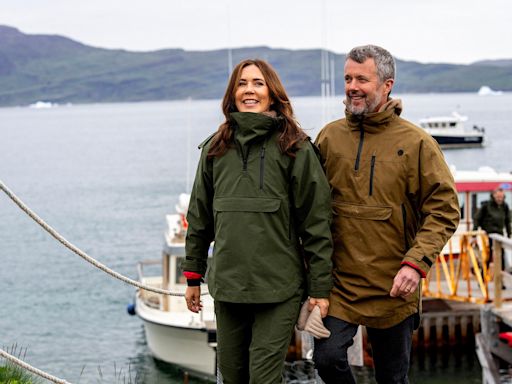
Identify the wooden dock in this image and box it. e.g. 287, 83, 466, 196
473, 235, 512, 384
415, 298, 481, 348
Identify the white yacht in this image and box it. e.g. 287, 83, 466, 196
419, 112, 485, 148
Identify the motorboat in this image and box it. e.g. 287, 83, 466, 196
132, 194, 217, 380
418, 112, 485, 148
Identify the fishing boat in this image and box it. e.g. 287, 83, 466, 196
418, 112, 485, 148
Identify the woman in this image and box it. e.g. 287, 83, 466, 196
183, 59, 333, 383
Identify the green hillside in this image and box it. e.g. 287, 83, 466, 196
0, 25, 511, 106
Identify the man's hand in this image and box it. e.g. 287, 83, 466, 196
308, 297, 329, 317
185, 286, 202, 313
390, 265, 421, 298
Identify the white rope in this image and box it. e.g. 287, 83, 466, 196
0, 179, 202, 297
0, 348, 72, 384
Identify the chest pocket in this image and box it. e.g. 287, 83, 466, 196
213, 196, 290, 255
331, 201, 395, 253
214, 197, 280, 212
334, 201, 392, 220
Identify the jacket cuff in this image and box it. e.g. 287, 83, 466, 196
186, 278, 202, 287
183, 271, 202, 280
401, 261, 427, 278
183, 271, 203, 286
308, 283, 333, 299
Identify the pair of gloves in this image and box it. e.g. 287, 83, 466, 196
296, 300, 331, 339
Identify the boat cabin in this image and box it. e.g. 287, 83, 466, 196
453, 166, 512, 232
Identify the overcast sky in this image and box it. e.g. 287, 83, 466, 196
1, 0, 511, 64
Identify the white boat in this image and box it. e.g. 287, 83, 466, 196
418, 112, 485, 149
133, 194, 217, 380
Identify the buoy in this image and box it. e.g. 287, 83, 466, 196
127, 303, 136, 315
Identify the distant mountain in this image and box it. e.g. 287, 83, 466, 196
1, 25, 511, 106
472, 59, 512, 67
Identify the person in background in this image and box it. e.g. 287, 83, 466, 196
313, 45, 460, 383
473, 187, 511, 270
182, 59, 333, 383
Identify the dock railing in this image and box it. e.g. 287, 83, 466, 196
489, 233, 512, 309
475, 234, 512, 384
423, 231, 512, 304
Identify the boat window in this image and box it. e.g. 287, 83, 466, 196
471, 192, 491, 219
449, 122, 456, 127
506, 191, 512, 211
470, 190, 512, 220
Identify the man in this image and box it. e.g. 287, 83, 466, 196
313, 45, 460, 383
474, 187, 511, 238
473, 187, 511, 270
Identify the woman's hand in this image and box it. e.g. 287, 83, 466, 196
185, 286, 202, 313
308, 297, 330, 318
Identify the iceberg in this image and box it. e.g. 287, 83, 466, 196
477, 85, 503, 96
29, 101, 54, 108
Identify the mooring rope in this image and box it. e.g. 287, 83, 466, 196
0, 179, 204, 297
0, 348, 72, 384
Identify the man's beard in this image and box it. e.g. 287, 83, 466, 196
347, 92, 382, 116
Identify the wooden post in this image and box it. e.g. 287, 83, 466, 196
493, 240, 503, 308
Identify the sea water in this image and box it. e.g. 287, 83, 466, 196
1, 93, 511, 383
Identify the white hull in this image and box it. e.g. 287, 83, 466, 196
136, 294, 217, 379
135, 207, 218, 381
419, 112, 485, 149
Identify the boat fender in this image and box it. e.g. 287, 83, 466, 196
127, 303, 136, 316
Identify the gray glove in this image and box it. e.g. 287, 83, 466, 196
296, 301, 331, 339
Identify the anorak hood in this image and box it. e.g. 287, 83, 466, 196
230, 111, 280, 147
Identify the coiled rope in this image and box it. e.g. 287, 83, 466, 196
0, 348, 71, 384
0, 179, 198, 297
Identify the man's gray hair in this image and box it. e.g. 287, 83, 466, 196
347, 45, 395, 83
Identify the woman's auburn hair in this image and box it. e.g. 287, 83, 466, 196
207, 59, 308, 159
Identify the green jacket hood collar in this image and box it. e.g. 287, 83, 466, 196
345, 98, 403, 132
231, 112, 279, 146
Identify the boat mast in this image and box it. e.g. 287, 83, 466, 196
226, 2, 233, 77
320, 0, 334, 126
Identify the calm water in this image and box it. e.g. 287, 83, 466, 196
1, 93, 511, 383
